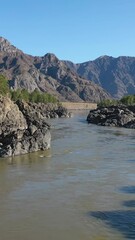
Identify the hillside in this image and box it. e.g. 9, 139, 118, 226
65, 55, 135, 99
0, 37, 110, 102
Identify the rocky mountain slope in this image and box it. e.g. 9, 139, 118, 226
0, 37, 110, 102
65, 55, 135, 99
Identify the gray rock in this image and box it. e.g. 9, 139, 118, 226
0, 97, 51, 157
87, 105, 135, 128
0, 97, 70, 157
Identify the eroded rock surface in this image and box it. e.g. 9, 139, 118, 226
87, 105, 135, 128
0, 96, 71, 157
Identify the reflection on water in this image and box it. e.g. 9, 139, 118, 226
0, 111, 135, 240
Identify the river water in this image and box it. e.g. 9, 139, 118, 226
0, 111, 135, 240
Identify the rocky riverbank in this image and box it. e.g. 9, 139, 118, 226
87, 105, 135, 128
0, 96, 70, 157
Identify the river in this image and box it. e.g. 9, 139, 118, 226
0, 111, 135, 240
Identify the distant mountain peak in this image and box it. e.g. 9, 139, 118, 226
43, 53, 59, 63
96, 55, 113, 60
0, 37, 21, 54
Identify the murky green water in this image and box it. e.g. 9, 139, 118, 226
0, 111, 135, 240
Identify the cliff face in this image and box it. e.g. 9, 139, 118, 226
65, 55, 135, 99
0, 37, 110, 102
0, 95, 27, 136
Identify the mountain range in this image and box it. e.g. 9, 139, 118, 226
65, 55, 135, 99
0, 37, 135, 102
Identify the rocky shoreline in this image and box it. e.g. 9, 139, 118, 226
87, 105, 135, 128
0, 96, 70, 157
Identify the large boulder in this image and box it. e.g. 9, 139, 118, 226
87, 105, 135, 128
0, 96, 51, 157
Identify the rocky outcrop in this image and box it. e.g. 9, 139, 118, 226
87, 105, 135, 128
16, 100, 71, 119
0, 96, 70, 157
0, 96, 51, 157
0, 37, 22, 54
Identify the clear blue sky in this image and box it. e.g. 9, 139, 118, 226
1, 0, 135, 63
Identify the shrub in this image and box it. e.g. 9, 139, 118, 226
0, 75, 10, 95
97, 99, 118, 107
120, 95, 135, 105
98, 94, 135, 108
10, 88, 58, 104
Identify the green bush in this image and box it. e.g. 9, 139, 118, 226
98, 94, 135, 108
0, 74, 58, 104
0, 75, 10, 95
120, 95, 135, 105
10, 88, 58, 104
10, 89, 21, 101
97, 99, 119, 107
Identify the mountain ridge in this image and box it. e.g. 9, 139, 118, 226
1, 36, 135, 101
64, 55, 135, 98
0, 37, 110, 102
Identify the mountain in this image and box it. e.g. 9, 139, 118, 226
64, 55, 135, 99
0, 37, 110, 102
